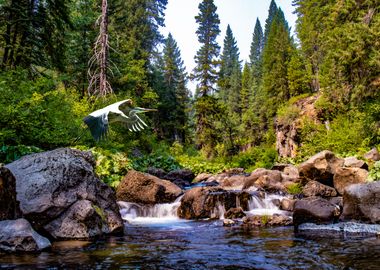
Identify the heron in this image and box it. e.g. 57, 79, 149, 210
83, 99, 156, 141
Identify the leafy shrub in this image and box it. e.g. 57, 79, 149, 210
232, 146, 277, 172
286, 183, 303, 195
368, 161, 380, 182
0, 145, 43, 164
277, 104, 301, 126
132, 152, 181, 172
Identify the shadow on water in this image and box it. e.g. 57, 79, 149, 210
1, 220, 380, 269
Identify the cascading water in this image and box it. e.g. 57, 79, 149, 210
118, 196, 184, 224
247, 193, 288, 216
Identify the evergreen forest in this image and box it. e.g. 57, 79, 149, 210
0, 0, 379, 187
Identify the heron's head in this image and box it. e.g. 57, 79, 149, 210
133, 107, 157, 114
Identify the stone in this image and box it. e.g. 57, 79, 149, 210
293, 197, 341, 229
225, 207, 246, 219
221, 175, 248, 190
343, 157, 368, 170
243, 214, 292, 227
298, 150, 344, 186
297, 222, 380, 238
223, 219, 236, 227
177, 187, 251, 220
333, 167, 368, 195
364, 148, 380, 162
329, 196, 343, 209
302, 180, 337, 197
254, 175, 286, 193
280, 198, 296, 211
5, 148, 123, 239
0, 165, 20, 220
193, 173, 213, 183
164, 169, 195, 188
242, 169, 283, 191
116, 170, 182, 204
146, 167, 167, 179
341, 181, 380, 223
0, 219, 51, 252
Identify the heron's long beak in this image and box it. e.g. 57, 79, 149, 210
134, 107, 157, 113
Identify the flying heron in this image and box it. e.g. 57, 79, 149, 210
83, 99, 156, 141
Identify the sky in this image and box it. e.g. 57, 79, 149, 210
160, 0, 298, 92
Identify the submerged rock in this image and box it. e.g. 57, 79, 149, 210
0, 165, 20, 220
116, 170, 182, 204
298, 150, 344, 186
297, 222, 380, 238
333, 167, 368, 195
341, 181, 380, 223
5, 148, 123, 240
0, 219, 51, 252
293, 197, 341, 229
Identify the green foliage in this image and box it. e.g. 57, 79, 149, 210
0, 70, 89, 148
0, 145, 43, 164
132, 152, 181, 173
368, 161, 380, 182
277, 105, 301, 126
231, 146, 277, 172
286, 183, 303, 195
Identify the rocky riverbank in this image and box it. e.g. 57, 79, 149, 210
1, 147, 379, 253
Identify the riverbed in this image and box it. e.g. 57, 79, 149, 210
1, 219, 379, 269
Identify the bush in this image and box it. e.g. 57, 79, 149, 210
0, 145, 43, 164
286, 183, 303, 195
368, 161, 380, 182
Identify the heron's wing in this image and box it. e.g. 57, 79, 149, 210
117, 99, 132, 113
117, 112, 147, 132
83, 112, 109, 141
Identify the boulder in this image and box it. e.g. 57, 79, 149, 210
364, 148, 380, 162
329, 196, 343, 209
0, 165, 20, 220
221, 175, 248, 189
193, 173, 213, 183
163, 169, 195, 188
280, 198, 296, 212
225, 207, 246, 219
146, 167, 167, 179
223, 219, 237, 227
302, 180, 337, 197
5, 148, 123, 239
333, 167, 368, 195
242, 169, 282, 191
0, 219, 51, 252
243, 214, 292, 227
116, 170, 182, 204
293, 197, 341, 229
297, 222, 380, 238
341, 181, 380, 223
298, 150, 344, 186
177, 187, 251, 219
343, 157, 368, 170
254, 175, 286, 193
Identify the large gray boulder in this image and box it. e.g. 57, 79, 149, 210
298, 150, 344, 186
0, 219, 51, 252
0, 165, 20, 220
5, 148, 123, 240
302, 180, 337, 197
293, 197, 341, 229
333, 167, 368, 195
116, 170, 182, 204
341, 181, 380, 223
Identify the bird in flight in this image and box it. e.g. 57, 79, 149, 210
83, 99, 156, 141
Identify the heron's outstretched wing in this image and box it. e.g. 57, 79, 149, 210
122, 112, 148, 132
83, 112, 109, 141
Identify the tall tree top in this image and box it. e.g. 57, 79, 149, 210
264, 0, 278, 44
249, 18, 264, 69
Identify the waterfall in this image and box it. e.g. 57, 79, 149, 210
118, 196, 183, 224
247, 193, 287, 216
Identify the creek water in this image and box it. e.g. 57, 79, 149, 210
1, 195, 380, 269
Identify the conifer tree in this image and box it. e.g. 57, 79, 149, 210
263, 0, 278, 44
192, 0, 220, 97
249, 18, 264, 80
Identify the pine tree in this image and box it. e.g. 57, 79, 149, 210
249, 18, 264, 79
263, 0, 278, 45
192, 0, 220, 97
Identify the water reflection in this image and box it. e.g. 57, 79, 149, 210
1, 221, 380, 269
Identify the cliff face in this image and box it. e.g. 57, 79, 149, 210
276, 95, 320, 159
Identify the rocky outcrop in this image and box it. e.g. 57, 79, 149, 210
364, 148, 380, 162
116, 170, 182, 204
0, 165, 20, 220
333, 167, 368, 195
343, 157, 368, 170
293, 197, 341, 229
302, 180, 337, 197
298, 150, 344, 186
0, 219, 51, 252
5, 148, 123, 239
225, 207, 246, 219
177, 187, 251, 219
341, 181, 380, 223
243, 169, 283, 191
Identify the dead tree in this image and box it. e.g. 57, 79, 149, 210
88, 0, 113, 97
